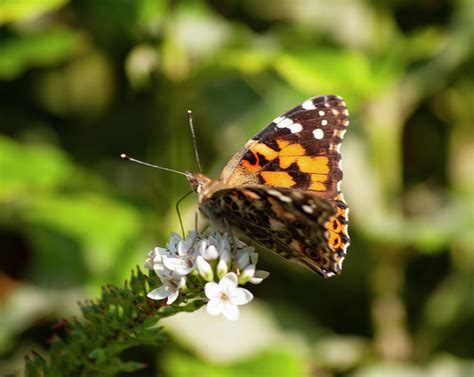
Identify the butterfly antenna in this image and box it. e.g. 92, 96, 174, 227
120, 154, 189, 177
187, 110, 202, 173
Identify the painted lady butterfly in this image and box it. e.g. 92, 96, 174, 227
187, 95, 350, 278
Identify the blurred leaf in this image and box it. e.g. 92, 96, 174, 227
0, 136, 143, 283
164, 348, 309, 377
0, 0, 67, 24
35, 52, 115, 116
0, 28, 82, 80
274, 49, 392, 104
25, 193, 141, 274
0, 135, 73, 200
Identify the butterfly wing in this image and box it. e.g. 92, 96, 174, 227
214, 95, 350, 275
220, 95, 348, 200
203, 186, 343, 277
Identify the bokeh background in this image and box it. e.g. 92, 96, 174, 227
1, 0, 473, 376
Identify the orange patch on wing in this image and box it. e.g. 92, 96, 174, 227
328, 231, 342, 249
310, 173, 328, 183
308, 180, 326, 191
279, 156, 295, 169
328, 218, 342, 233
260, 171, 295, 187
276, 139, 291, 149
241, 159, 261, 172
251, 142, 279, 161
280, 143, 305, 157
276, 143, 328, 173
297, 156, 329, 174
336, 206, 346, 218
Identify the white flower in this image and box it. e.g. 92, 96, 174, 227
196, 255, 214, 281
198, 240, 219, 260
163, 232, 197, 275
143, 246, 174, 277
147, 270, 186, 304
166, 231, 196, 256
216, 246, 231, 279
205, 272, 253, 321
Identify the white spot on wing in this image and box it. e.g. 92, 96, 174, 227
302, 100, 316, 110
337, 180, 342, 192
279, 195, 292, 203
288, 122, 302, 133
321, 119, 328, 126
313, 128, 324, 139
302, 205, 314, 214
319, 110, 325, 116
272, 116, 284, 124
267, 189, 280, 196
267, 189, 292, 202
276, 117, 293, 129
275, 117, 301, 133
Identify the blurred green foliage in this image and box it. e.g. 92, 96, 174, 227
0, 0, 472, 376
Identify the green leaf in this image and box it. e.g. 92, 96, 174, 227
273, 49, 395, 105
0, 27, 82, 80
0, 0, 68, 24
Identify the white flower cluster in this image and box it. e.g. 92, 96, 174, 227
144, 230, 270, 320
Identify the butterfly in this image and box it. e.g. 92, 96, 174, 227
187, 95, 350, 277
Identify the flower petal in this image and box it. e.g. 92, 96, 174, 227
219, 245, 231, 265
147, 285, 170, 300
236, 251, 250, 270
196, 256, 214, 281
206, 298, 224, 316
229, 287, 253, 305
249, 270, 270, 284
163, 257, 193, 275
219, 272, 238, 291
202, 245, 219, 260
176, 276, 187, 289
204, 282, 220, 299
216, 259, 229, 280
163, 257, 185, 270
222, 301, 240, 321
167, 290, 179, 304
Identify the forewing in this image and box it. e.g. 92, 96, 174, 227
221, 95, 349, 201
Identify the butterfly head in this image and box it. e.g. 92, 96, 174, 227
186, 172, 215, 197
